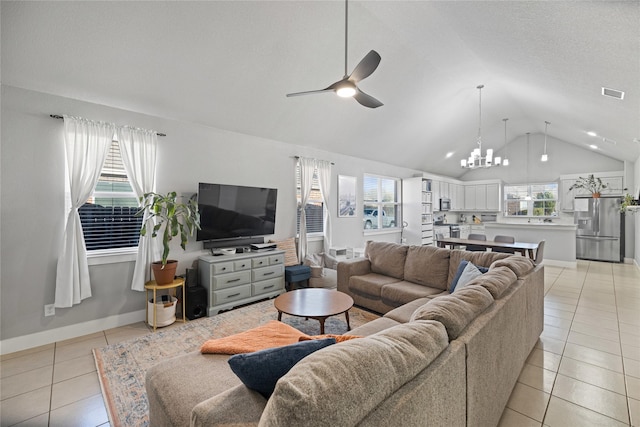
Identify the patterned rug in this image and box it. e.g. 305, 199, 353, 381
93, 298, 379, 427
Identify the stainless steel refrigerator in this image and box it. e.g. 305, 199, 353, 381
574, 196, 624, 262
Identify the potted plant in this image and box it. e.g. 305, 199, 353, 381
569, 174, 608, 198
137, 191, 200, 285
620, 193, 639, 213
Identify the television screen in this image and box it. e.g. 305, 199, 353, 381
196, 182, 277, 241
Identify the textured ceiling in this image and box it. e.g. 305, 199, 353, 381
2, 1, 639, 178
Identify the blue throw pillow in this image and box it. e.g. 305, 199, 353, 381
450, 260, 489, 293
228, 338, 336, 398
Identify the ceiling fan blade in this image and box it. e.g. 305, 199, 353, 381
353, 88, 383, 108
348, 50, 381, 83
286, 88, 335, 97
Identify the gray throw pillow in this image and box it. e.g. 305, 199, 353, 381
454, 262, 483, 292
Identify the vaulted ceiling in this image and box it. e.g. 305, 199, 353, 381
2, 1, 639, 178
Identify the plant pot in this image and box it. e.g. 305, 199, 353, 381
151, 260, 178, 285
592, 193, 601, 198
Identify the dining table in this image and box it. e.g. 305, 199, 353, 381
436, 237, 539, 259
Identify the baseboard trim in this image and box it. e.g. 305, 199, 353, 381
0, 310, 146, 355
543, 259, 577, 269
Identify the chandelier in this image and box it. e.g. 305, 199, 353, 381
541, 121, 550, 162
461, 85, 503, 168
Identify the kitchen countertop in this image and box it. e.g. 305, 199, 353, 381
484, 222, 577, 230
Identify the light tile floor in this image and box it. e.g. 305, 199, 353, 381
1, 260, 639, 426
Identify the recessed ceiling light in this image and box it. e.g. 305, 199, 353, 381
445, 152, 454, 158
589, 144, 598, 150
587, 131, 597, 137
602, 87, 625, 100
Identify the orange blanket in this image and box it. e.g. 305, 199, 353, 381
200, 320, 361, 354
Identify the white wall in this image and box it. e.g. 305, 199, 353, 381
635, 154, 640, 267
0, 85, 420, 345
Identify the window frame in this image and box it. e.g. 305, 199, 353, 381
363, 173, 402, 232
503, 182, 559, 217
78, 139, 143, 259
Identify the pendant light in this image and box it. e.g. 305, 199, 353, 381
502, 118, 510, 166
541, 121, 550, 162
460, 85, 502, 168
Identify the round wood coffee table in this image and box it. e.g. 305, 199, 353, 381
274, 289, 354, 334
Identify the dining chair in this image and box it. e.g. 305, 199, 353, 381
534, 240, 545, 265
492, 235, 516, 254
435, 233, 445, 248
466, 233, 487, 252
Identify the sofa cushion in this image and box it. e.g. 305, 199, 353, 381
403, 245, 451, 290
384, 297, 432, 323
365, 241, 408, 280
490, 256, 535, 278
450, 260, 489, 292
349, 317, 402, 336
447, 250, 510, 290
349, 273, 400, 298
381, 281, 447, 307
451, 261, 488, 292
260, 320, 449, 427
468, 266, 517, 299
411, 285, 494, 340
228, 338, 336, 398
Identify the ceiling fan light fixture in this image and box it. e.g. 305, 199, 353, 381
336, 82, 356, 98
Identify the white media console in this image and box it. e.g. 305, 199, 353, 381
198, 250, 285, 316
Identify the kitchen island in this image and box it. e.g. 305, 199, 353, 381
484, 222, 577, 267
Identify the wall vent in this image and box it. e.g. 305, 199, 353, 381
602, 87, 625, 100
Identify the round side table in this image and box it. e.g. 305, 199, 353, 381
145, 278, 186, 331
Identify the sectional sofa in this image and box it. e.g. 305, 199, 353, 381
146, 241, 543, 427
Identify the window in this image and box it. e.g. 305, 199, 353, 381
79, 140, 142, 251
363, 174, 401, 230
504, 183, 558, 217
296, 164, 324, 234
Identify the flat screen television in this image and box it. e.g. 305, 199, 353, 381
196, 182, 277, 241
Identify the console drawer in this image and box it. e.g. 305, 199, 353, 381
269, 254, 284, 265
251, 256, 270, 268
252, 264, 284, 282
213, 284, 251, 305
252, 277, 284, 295
213, 270, 251, 290
233, 259, 251, 271
213, 262, 234, 274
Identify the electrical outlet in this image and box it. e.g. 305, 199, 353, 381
44, 304, 55, 317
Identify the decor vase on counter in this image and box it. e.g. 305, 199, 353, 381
568, 174, 607, 198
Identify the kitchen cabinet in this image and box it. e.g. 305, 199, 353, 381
601, 176, 624, 195
464, 183, 500, 212
450, 183, 464, 211
486, 183, 500, 211
475, 185, 487, 210
464, 185, 477, 210
459, 225, 470, 239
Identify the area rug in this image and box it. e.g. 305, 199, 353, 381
93, 298, 379, 427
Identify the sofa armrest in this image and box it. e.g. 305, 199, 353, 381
337, 258, 371, 293
191, 384, 267, 427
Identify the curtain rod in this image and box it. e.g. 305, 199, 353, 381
50, 115, 167, 137
293, 155, 335, 165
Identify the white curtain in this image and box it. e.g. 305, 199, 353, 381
117, 126, 159, 292
297, 157, 315, 261
55, 116, 115, 307
315, 160, 332, 252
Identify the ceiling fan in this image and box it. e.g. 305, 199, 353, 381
286, 0, 383, 108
